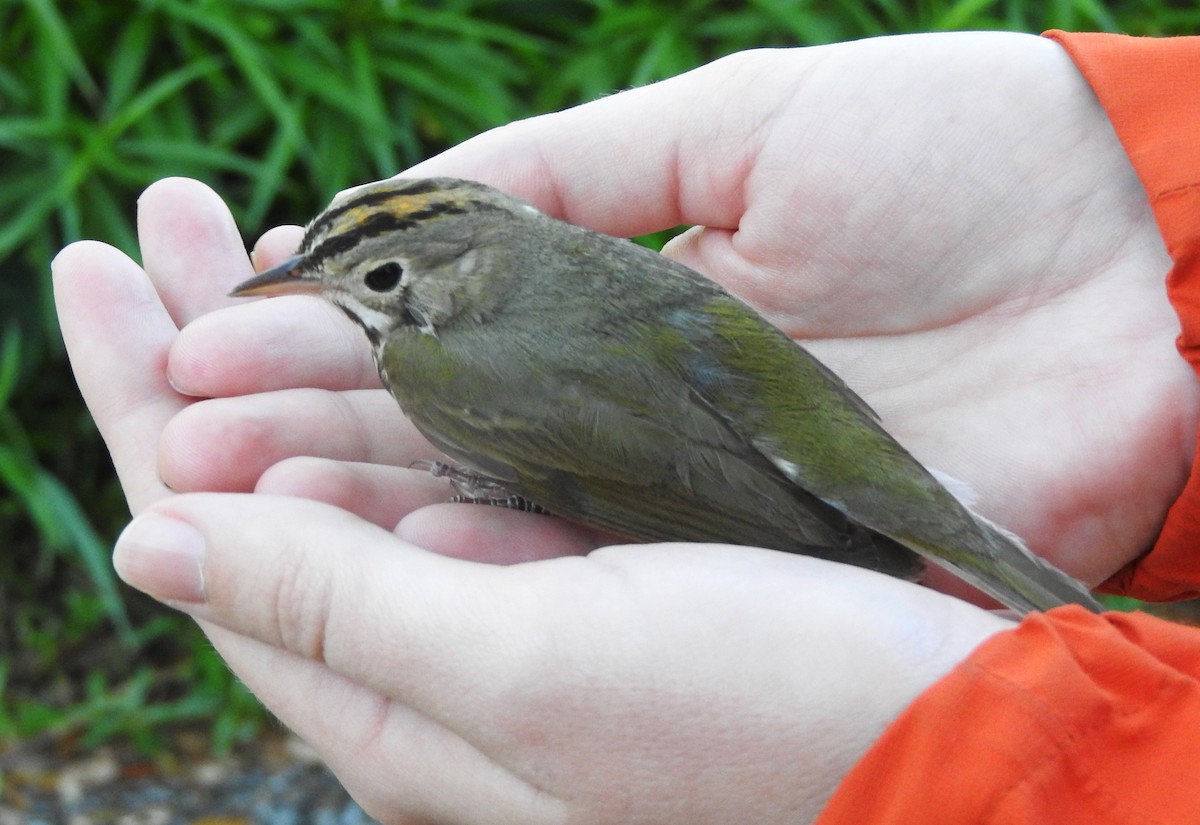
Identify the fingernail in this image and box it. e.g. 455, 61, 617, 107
114, 513, 207, 603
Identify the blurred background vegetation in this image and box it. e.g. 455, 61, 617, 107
2, 0, 1197, 755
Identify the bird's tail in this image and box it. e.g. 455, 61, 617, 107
928, 509, 1103, 614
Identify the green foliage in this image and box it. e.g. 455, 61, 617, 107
2, 0, 1196, 752
0, 615, 267, 754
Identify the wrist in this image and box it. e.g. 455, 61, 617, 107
1044, 31, 1200, 600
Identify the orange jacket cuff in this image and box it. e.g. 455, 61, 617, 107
1043, 31, 1200, 600
815, 606, 1200, 823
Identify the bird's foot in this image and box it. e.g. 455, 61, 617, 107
412, 460, 549, 514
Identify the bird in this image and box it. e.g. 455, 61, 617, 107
230, 176, 1102, 615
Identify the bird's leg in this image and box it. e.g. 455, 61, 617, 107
412, 460, 550, 514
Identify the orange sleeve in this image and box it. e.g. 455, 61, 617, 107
816, 607, 1200, 824
816, 35, 1200, 825
1042, 31, 1200, 601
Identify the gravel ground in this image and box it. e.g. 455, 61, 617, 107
1, 730, 380, 825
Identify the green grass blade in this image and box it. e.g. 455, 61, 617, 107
0, 415, 132, 640
934, 0, 1003, 30
104, 55, 225, 138
0, 325, 20, 410
23, 0, 100, 104
162, 1, 307, 159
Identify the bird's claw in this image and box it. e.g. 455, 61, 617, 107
411, 460, 549, 514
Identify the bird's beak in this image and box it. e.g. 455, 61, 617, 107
228, 254, 322, 298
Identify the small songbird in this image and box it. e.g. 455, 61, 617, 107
231, 177, 1102, 614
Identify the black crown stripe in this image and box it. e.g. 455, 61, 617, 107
301, 179, 481, 254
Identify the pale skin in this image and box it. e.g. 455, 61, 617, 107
53, 32, 1195, 825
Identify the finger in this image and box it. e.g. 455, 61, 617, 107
158, 388, 426, 493
111, 494, 569, 722
251, 224, 306, 271
198, 623, 552, 823
115, 492, 1011, 823
256, 456, 615, 560
138, 177, 254, 326
396, 503, 600, 563
256, 458, 451, 530
52, 241, 183, 513
259, 454, 610, 558
169, 297, 379, 397
405, 49, 786, 235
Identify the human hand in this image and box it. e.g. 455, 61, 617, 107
51, 29, 1194, 825
110, 491, 1011, 823
155, 32, 1189, 594
54, 182, 1009, 824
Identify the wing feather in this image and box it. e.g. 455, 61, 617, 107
382, 308, 922, 577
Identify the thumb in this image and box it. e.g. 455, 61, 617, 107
113, 493, 554, 720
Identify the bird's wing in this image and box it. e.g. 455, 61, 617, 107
382, 314, 922, 576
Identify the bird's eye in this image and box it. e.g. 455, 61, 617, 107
364, 262, 403, 292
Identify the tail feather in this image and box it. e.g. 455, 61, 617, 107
930, 509, 1103, 614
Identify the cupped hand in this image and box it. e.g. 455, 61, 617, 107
53, 182, 1011, 825
51, 29, 1197, 825
404, 32, 1191, 587
111, 491, 1011, 823
145, 32, 1189, 589
52, 179, 440, 523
